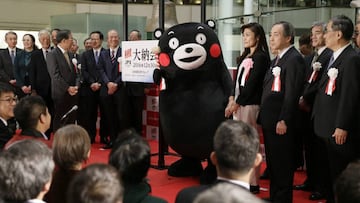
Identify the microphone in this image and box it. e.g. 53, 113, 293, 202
61, 105, 78, 121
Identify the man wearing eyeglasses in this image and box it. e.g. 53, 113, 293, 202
312, 15, 360, 203
0, 82, 17, 149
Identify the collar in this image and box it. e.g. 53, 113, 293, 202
57, 45, 66, 54
25, 199, 47, 203
7, 47, 16, 54
0, 117, 7, 126
332, 43, 351, 61
93, 48, 102, 52
279, 45, 294, 59
42, 47, 51, 52
317, 46, 326, 55
217, 176, 250, 190
110, 46, 119, 54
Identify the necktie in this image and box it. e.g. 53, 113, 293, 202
44, 50, 48, 60
273, 56, 280, 67
10, 50, 15, 64
64, 52, 71, 69
111, 50, 115, 64
311, 51, 319, 65
326, 55, 335, 70
95, 50, 99, 64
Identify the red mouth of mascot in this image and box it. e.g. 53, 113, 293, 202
180, 56, 201, 62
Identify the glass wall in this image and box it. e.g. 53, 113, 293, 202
206, 0, 355, 68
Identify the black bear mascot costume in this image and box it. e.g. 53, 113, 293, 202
153, 20, 233, 183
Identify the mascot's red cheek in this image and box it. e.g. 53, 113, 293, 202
210, 44, 221, 58
159, 53, 170, 67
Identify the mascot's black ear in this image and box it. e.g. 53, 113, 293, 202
206, 20, 216, 30
153, 28, 164, 40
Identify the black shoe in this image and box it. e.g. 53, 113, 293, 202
100, 142, 112, 150
100, 137, 109, 144
250, 185, 260, 194
293, 183, 312, 191
168, 157, 203, 177
309, 192, 325, 200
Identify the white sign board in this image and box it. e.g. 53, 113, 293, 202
121, 40, 159, 83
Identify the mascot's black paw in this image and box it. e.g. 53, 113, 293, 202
168, 157, 203, 177
199, 161, 217, 185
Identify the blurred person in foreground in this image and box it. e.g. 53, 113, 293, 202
109, 129, 167, 203
67, 163, 123, 203
175, 120, 263, 203
45, 125, 91, 203
0, 139, 54, 203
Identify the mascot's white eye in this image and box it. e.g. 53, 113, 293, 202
196, 33, 206, 45
169, 38, 179, 49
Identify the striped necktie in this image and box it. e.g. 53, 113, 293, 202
111, 50, 115, 64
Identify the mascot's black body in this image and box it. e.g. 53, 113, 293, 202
153, 21, 233, 177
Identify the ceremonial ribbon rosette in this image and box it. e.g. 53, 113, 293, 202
308, 62, 322, 83
239, 58, 254, 86
271, 66, 281, 92
117, 57, 122, 73
72, 58, 78, 73
325, 67, 338, 96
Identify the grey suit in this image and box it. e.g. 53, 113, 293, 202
47, 47, 79, 131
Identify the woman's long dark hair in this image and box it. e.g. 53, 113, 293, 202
238, 22, 269, 64
23, 33, 38, 50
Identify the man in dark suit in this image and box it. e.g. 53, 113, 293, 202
294, 22, 332, 201
0, 82, 17, 149
47, 29, 79, 132
97, 29, 129, 149
175, 120, 263, 203
0, 31, 22, 96
79, 31, 108, 144
126, 29, 150, 134
258, 21, 305, 203
29, 29, 53, 138
312, 15, 360, 203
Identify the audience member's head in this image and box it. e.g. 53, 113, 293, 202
0, 139, 54, 202
38, 29, 51, 49
5, 31, 17, 49
311, 21, 327, 49
56, 29, 73, 51
67, 164, 123, 203
325, 15, 354, 51
90, 31, 104, 50
83, 37, 92, 51
107, 29, 120, 49
51, 28, 60, 47
53, 124, 91, 170
22, 33, 38, 51
128, 29, 142, 41
298, 33, 313, 56
14, 96, 51, 133
70, 38, 79, 54
211, 120, 262, 180
193, 182, 265, 203
354, 21, 360, 48
109, 129, 150, 185
0, 82, 16, 121
270, 21, 295, 52
335, 160, 360, 203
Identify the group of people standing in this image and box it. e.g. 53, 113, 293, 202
0, 28, 148, 150
224, 15, 360, 203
